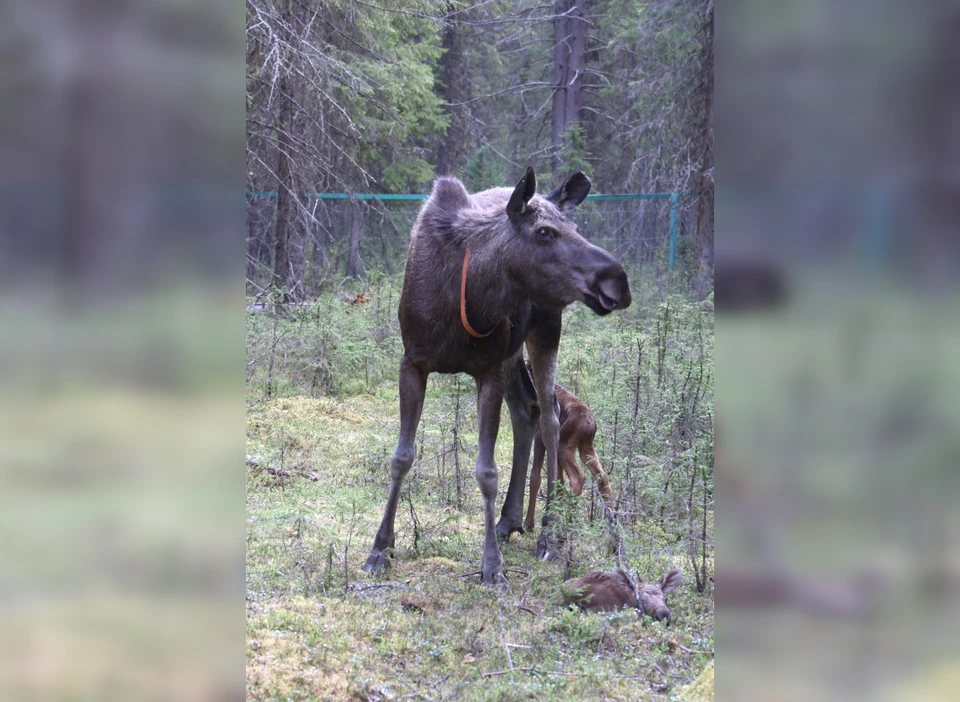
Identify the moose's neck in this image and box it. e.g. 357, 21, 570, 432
462, 246, 516, 332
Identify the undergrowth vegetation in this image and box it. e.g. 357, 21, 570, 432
246, 270, 714, 700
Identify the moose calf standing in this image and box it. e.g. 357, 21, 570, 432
563, 568, 683, 623
524, 381, 613, 533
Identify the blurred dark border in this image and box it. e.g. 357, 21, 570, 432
717, 1, 960, 699
2, 0, 959, 698
0, 1, 245, 699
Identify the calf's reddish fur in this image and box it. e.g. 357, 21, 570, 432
563, 567, 683, 622
525, 384, 613, 532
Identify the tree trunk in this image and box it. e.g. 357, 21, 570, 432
272, 0, 307, 301
551, 0, 569, 172
917, 9, 960, 280
273, 72, 294, 301
695, 176, 714, 293
313, 201, 327, 277
345, 200, 362, 278
635, 193, 647, 268
565, 0, 586, 131
61, 72, 98, 296
551, 0, 586, 173
437, 5, 462, 175
694, 4, 714, 296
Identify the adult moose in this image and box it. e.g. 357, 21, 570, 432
363, 167, 631, 584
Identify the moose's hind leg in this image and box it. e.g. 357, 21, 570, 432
363, 357, 427, 575
580, 437, 612, 501
559, 424, 586, 496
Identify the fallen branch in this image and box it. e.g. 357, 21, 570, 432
482, 666, 534, 678
482, 667, 648, 680
347, 582, 407, 592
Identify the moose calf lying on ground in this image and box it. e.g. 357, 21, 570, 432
563, 567, 683, 623
524, 379, 614, 533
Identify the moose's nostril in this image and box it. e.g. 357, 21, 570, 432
598, 277, 621, 303
596, 271, 631, 310
598, 288, 617, 310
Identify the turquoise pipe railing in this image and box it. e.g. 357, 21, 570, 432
246, 191, 692, 269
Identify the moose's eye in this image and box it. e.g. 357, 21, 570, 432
536, 227, 555, 242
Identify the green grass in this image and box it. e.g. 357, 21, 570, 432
246, 272, 714, 700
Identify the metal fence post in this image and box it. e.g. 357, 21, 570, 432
668, 192, 679, 270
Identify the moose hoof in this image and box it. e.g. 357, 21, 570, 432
481, 562, 508, 587
362, 549, 391, 575
495, 519, 524, 543
536, 533, 560, 561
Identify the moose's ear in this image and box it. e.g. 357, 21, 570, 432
546, 172, 591, 211
659, 568, 683, 594
506, 166, 537, 224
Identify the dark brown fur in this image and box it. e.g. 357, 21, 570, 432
714, 258, 786, 312
563, 568, 683, 622
363, 168, 631, 583
525, 383, 613, 532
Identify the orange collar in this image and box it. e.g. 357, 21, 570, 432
460, 248, 495, 338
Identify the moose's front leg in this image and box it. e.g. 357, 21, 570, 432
496, 354, 540, 541
475, 370, 507, 585
363, 356, 427, 575
527, 325, 562, 561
